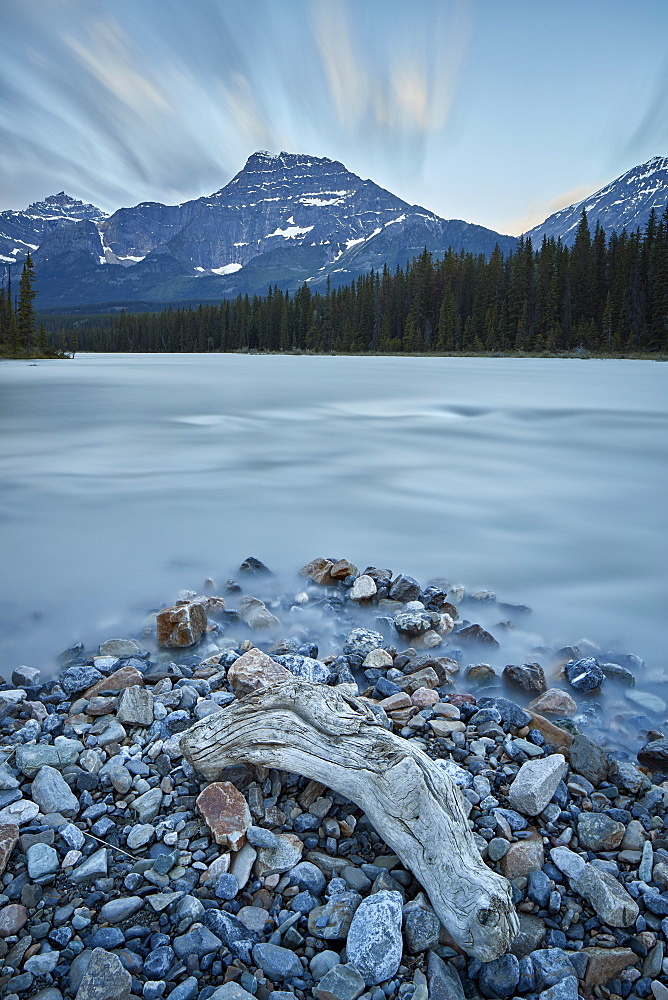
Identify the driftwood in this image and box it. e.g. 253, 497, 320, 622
181, 679, 519, 961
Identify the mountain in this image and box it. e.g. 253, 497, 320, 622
0, 193, 107, 268
20, 151, 516, 309
524, 156, 668, 246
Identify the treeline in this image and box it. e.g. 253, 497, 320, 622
40, 206, 668, 355
0, 254, 64, 358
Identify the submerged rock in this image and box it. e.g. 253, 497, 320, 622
156, 601, 207, 647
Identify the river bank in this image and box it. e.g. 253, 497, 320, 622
0, 557, 667, 1000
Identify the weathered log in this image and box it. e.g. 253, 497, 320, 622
181, 679, 519, 960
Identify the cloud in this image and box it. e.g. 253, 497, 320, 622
504, 183, 600, 237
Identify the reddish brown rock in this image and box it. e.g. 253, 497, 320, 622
500, 830, 545, 878
527, 710, 574, 751
449, 692, 476, 707
378, 693, 412, 712
0, 825, 18, 876
84, 665, 144, 699
529, 688, 577, 715
0, 903, 28, 936
299, 557, 337, 586
227, 648, 291, 698
196, 781, 251, 850
582, 947, 637, 990
411, 687, 440, 708
330, 559, 359, 579
157, 602, 207, 648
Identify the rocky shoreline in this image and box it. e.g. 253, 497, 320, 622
0, 556, 667, 1000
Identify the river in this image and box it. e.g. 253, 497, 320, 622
1, 354, 666, 743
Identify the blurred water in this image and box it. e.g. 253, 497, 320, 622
0, 354, 666, 730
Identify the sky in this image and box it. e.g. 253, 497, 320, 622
1, 0, 667, 236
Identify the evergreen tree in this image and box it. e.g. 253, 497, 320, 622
17, 254, 37, 355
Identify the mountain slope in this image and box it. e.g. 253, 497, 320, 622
524, 156, 668, 246
29, 151, 516, 308
0, 193, 107, 268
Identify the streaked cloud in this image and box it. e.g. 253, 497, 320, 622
504, 183, 603, 237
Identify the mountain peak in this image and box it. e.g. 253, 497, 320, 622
525, 155, 668, 245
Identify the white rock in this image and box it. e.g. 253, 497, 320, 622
350, 576, 377, 601
508, 754, 566, 816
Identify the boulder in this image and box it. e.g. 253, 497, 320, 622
156, 602, 207, 647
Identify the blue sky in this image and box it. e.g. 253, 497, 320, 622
1, 0, 667, 234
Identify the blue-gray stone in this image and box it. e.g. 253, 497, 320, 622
564, 657, 605, 692
477, 697, 531, 728
539, 976, 579, 1000
27, 842, 60, 878
215, 873, 239, 900
90, 927, 125, 949
403, 905, 440, 953
173, 926, 222, 960
75, 947, 131, 1000
528, 870, 552, 908
252, 943, 303, 981
273, 654, 331, 684
343, 629, 385, 656
61, 665, 104, 695
290, 890, 319, 914
167, 979, 199, 1000
518, 956, 536, 993
310, 951, 342, 981
426, 952, 465, 1000
478, 954, 520, 998
531, 949, 575, 990
389, 575, 421, 602
99, 897, 144, 923
31, 765, 80, 816
245, 826, 280, 848
314, 963, 365, 1000
345, 889, 403, 986
494, 808, 527, 831
202, 909, 256, 963
290, 861, 326, 895
143, 946, 175, 980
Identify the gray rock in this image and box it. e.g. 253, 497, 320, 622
16, 737, 83, 777
31, 765, 80, 816
69, 847, 108, 883
389, 574, 421, 602
70, 950, 93, 992
509, 914, 546, 958
290, 860, 327, 895
60, 822, 85, 850
25, 950, 60, 975
638, 738, 668, 771
273, 654, 331, 684
12, 665, 40, 687
115, 686, 154, 726
99, 638, 145, 657
173, 926, 223, 959
100, 896, 143, 922
531, 949, 575, 990
508, 754, 566, 816
308, 891, 362, 939
538, 977, 578, 1000
252, 942, 303, 980
167, 979, 199, 1000
75, 948, 131, 1000
478, 954, 520, 999
503, 662, 547, 693
314, 964, 365, 1000
639, 839, 654, 883
202, 908, 257, 963
487, 838, 510, 861
27, 842, 59, 878
131, 787, 162, 823
393, 612, 433, 636
564, 656, 604, 692
403, 901, 440, 953
427, 951, 465, 1000
209, 986, 255, 1000
477, 696, 531, 728
126, 823, 154, 849
95, 720, 127, 747
549, 847, 586, 880
245, 825, 280, 848
310, 951, 342, 981
577, 813, 624, 851
343, 629, 385, 656
346, 889, 403, 986
61, 665, 104, 695
569, 733, 609, 785
571, 863, 639, 926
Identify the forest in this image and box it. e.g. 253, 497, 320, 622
3, 208, 668, 357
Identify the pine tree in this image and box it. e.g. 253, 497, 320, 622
17, 254, 37, 355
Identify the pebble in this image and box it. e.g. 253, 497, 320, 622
75, 947, 132, 1000
315, 963, 365, 1000
31, 764, 80, 816
27, 841, 59, 878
